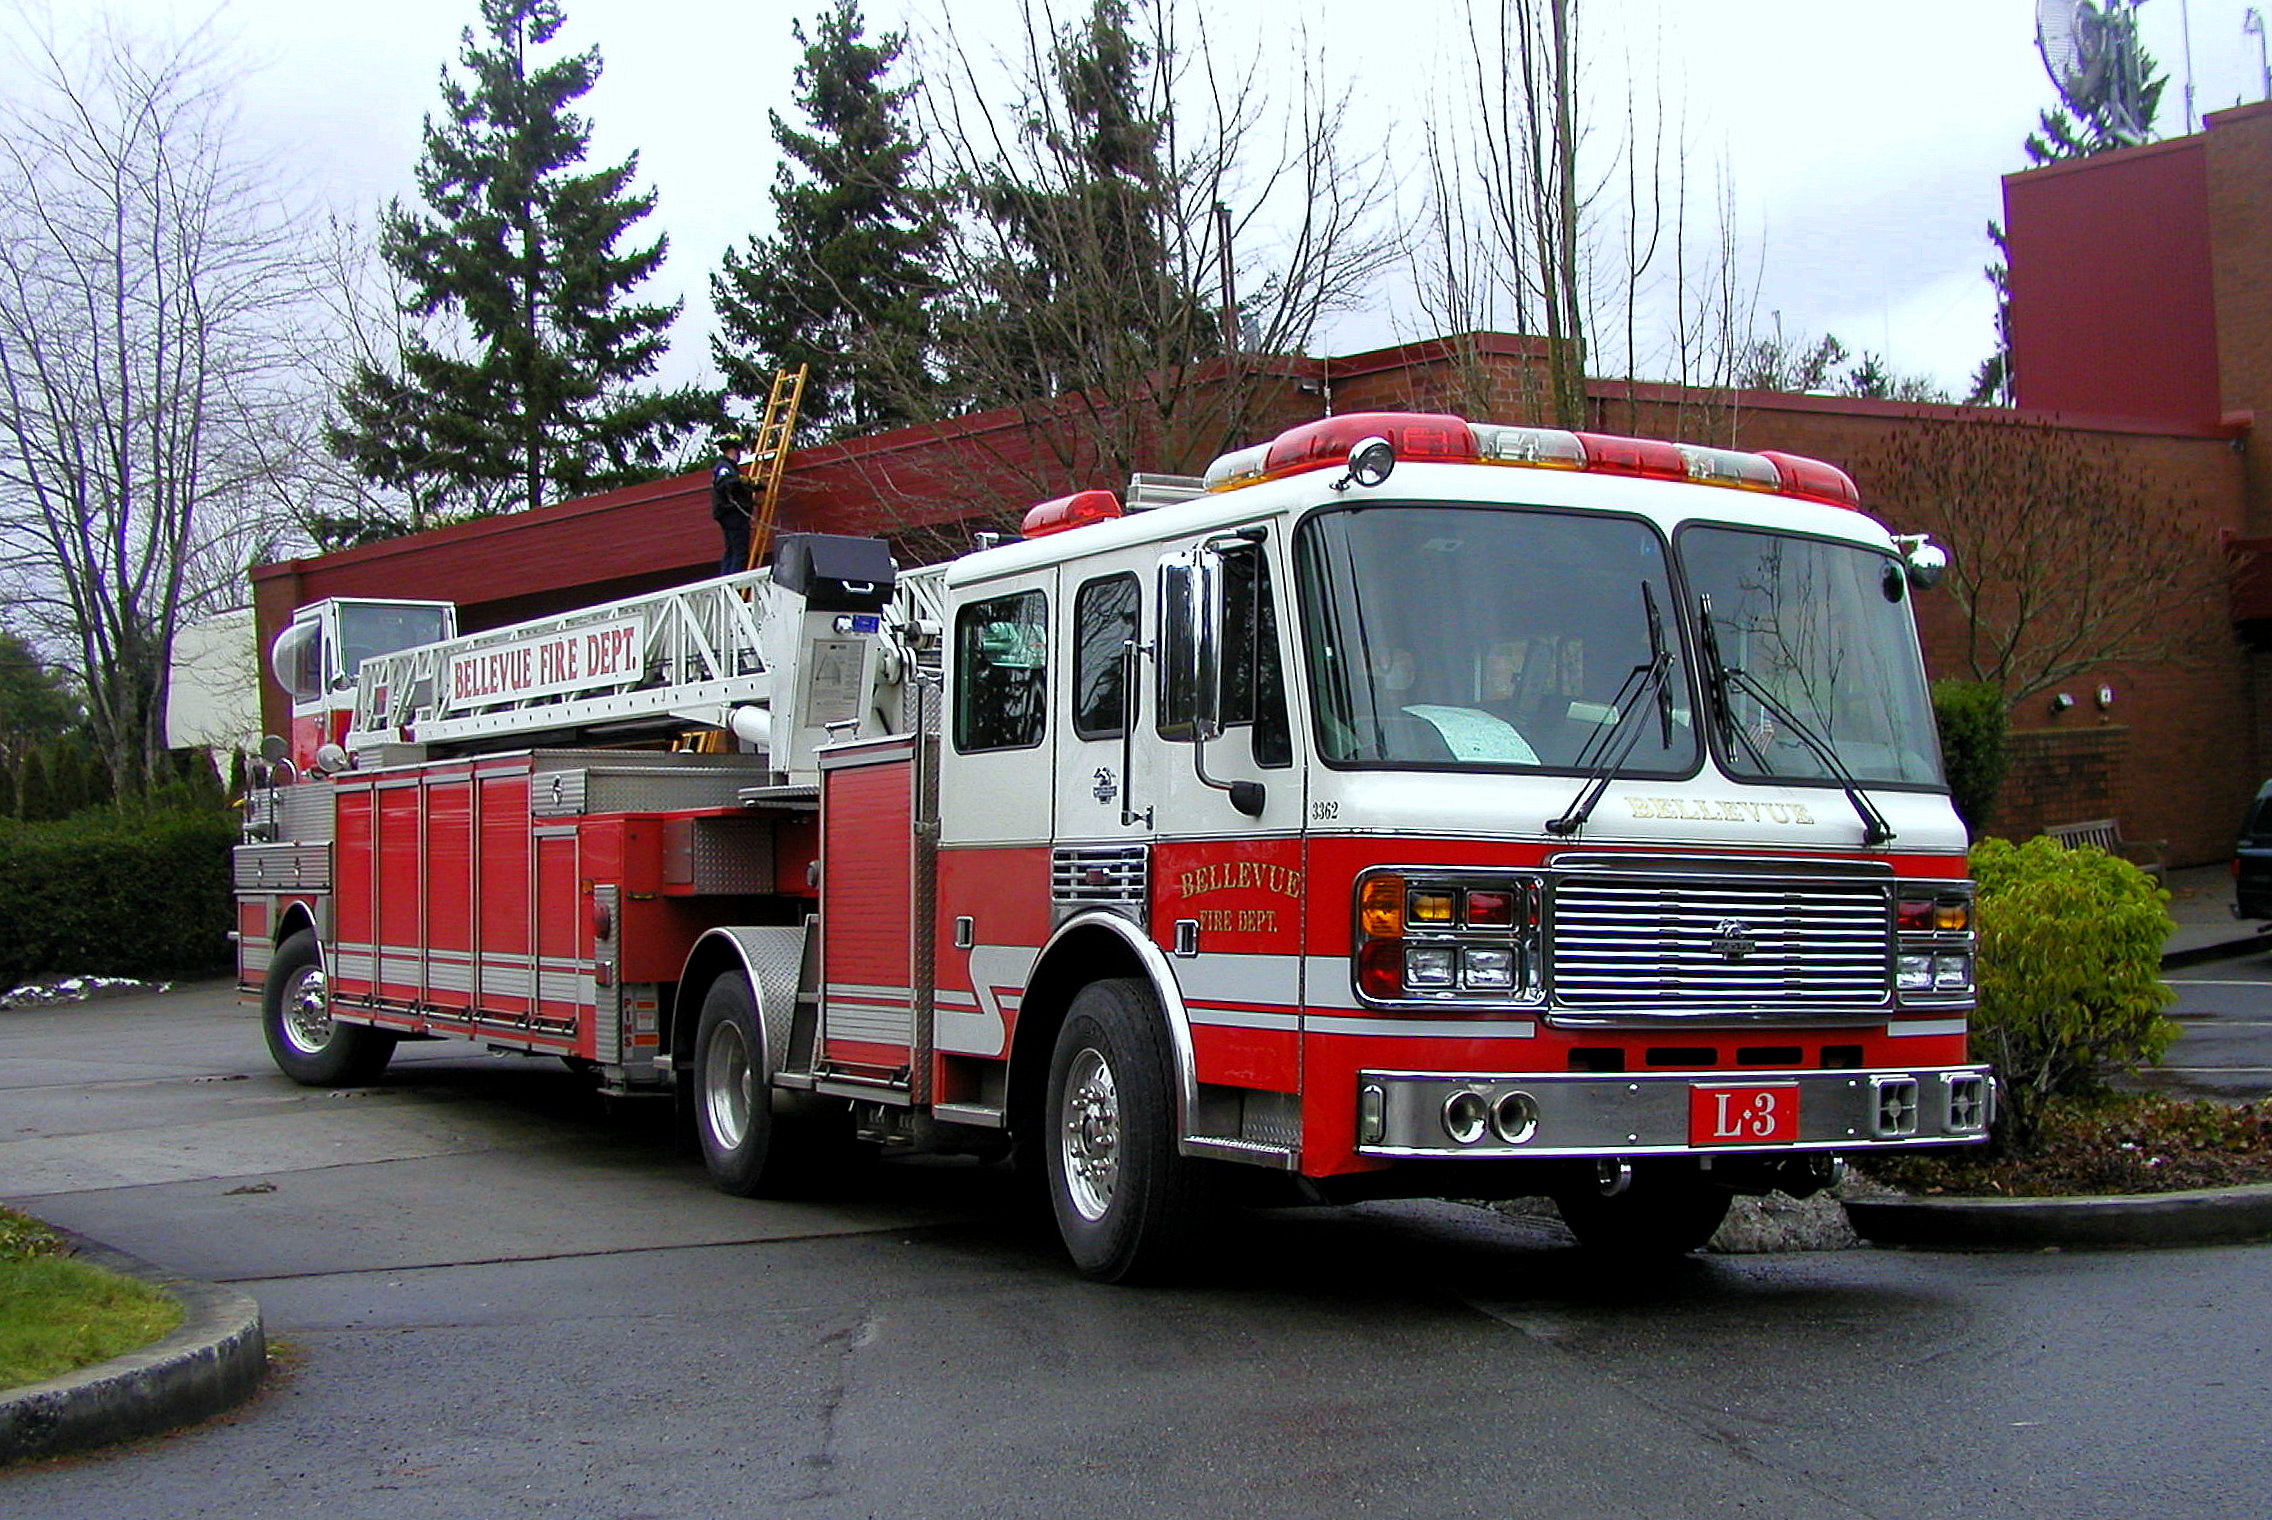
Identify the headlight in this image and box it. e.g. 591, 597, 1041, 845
1352, 870, 1543, 1006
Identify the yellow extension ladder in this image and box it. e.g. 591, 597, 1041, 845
740, 364, 809, 571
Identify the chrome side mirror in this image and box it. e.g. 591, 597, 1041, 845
1894, 534, 1948, 590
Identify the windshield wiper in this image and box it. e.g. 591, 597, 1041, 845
1696, 594, 1894, 847
1546, 583, 1675, 837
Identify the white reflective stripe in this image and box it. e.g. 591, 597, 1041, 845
1303, 956, 1364, 1010
537, 971, 594, 1004
1306, 1014, 1537, 1039
828, 982, 915, 1002
829, 1004, 914, 1045
1887, 1018, 1967, 1038
827, 983, 914, 1004
476, 962, 535, 997
1187, 1007, 1301, 1032
941, 943, 1037, 1060
1174, 953, 1305, 1004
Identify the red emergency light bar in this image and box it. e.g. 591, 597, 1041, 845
1201, 411, 1860, 510
1022, 488, 1123, 537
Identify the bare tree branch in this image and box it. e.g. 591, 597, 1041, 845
1870, 418, 2226, 706
0, 13, 316, 785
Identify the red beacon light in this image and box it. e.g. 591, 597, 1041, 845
1206, 412, 1478, 490
1757, 450, 1861, 509
1201, 411, 1861, 510
1021, 488, 1123, 538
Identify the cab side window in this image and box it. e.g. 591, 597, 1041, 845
953, 589, 1049, 752
1073, 574, 1140, 740
1154, 545, 1289, 767
1226, 549, 1291, 768
273, 621, 325, 704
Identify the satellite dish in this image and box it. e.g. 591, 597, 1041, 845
2036, 0, 2111, 102
2035, 0, 2148, 145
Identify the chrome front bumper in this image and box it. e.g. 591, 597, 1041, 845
1355, 1065, 1995, 1159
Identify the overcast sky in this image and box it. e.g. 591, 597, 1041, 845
7, 0, 2267, 400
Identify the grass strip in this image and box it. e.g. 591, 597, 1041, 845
0, 1206, 182, 1391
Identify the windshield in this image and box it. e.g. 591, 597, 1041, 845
1680, 526, 1942, 788
337, 604, 451, 680
1294, 505, 1696, 773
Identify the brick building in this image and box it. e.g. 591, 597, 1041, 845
252, 101, 2272, 865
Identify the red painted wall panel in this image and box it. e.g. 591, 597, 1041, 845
2005, 136, 2221, 423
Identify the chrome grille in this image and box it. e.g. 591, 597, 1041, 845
1051, 846, 1149, 912
1550, 872, 1891, 1010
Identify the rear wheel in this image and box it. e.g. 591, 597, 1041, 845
1551, 1159, 1732, 1257
261, 929, 397, 1086
693, 973, 776, 1196
1044, 978, 1205, 1283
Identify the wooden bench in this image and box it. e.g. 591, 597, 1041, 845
2042, 818, 2168, 881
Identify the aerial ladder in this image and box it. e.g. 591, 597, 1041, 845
346, 534, 944, 786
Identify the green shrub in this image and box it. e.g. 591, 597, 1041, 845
1968, 834, 2175, 1149
0, 805, 237, 984
1933, 678, 2009, 833
15, 748, 49, 822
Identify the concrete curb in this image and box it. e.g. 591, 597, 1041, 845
2162, 932, 2270, 970
1844, 1182, 2272, 1251
0, 1232, 266, 1464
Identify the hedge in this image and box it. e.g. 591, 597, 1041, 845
1932, 679, 2009, 834
0, 807, 237, 985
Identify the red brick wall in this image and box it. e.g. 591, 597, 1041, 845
1994, 727, 2128, 840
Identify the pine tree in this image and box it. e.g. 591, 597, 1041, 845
948, 0, 1206, 406
330, 0, 712, 521
711, 2, 944, 437
0, 631, 78, 769
17, 748, 52, 823
47, 742, 88, 819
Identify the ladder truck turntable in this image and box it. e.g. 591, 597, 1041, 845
236, 410, 1993, 1280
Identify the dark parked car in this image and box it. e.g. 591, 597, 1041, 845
2237, 780, 2272, 922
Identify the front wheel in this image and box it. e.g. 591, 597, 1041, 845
692, 973, 777, 1196
260, 930, 397, 1086
1551, 1159, 1732, 1257
1044, 978, 1205, 1283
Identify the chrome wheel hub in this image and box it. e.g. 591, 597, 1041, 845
704, 1019, 752, 1150
1060, 1047, 1120, 1222
281, 966, 332, 1055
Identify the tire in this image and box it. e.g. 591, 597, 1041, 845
692, 973, 777, 1197
1551, 1159, 1733, 1257
1043, 978, 1205, 1283
260, 929, 397, 1086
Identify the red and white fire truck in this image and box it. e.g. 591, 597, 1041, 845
237, 411, 1992, 1280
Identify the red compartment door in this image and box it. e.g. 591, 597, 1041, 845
818, 742, 916, 1081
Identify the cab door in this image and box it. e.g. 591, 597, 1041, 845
934, 571, 1059, 1067
1146, 527, 1309, 1104
1051, 562, 1154, 851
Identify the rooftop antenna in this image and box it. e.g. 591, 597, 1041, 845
2035, 0, 2152, 146
2177, 0, 2196, 133
2247, 8, 2271, 103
